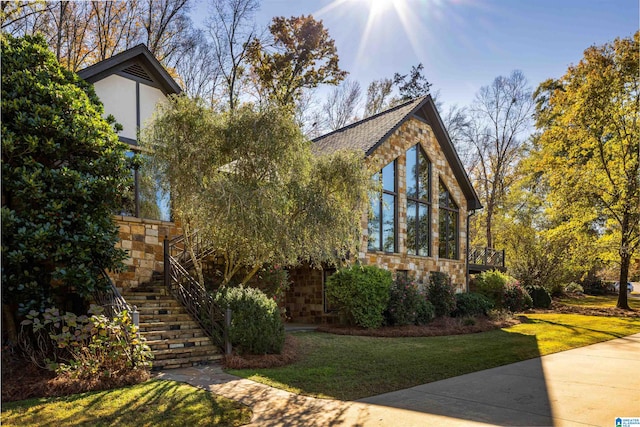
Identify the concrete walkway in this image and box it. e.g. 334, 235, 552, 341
155, 333, 640, 426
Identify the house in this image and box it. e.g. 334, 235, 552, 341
284, 96, 483, 323
78, 44, 184, 291
79, 46, 493, 327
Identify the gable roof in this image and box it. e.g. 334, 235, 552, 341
313, 95, 482, 211
78, 44, 182, 95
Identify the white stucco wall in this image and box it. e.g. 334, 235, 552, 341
139, 84, 166, 131
93, 74, 137, 141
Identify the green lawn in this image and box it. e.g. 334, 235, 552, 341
1, 380, 251, 427
229, 313, 640, 400
558, 293, 640, 309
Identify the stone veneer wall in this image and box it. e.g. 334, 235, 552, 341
108, 215, 182, 291
359, 118, 467, 291
285, 265, 339, 324
361, 117, 468, 289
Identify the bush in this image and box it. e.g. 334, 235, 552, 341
19, 305, 151, 377
385, 275, 423, 326
474, 270, 514, 307
526, 286, 552, 309
564, 282, 584, 294
415, 299, 436, 325
427, 272, 456, 317
581, 277, 608, 295
326, 265, 392, 328
452, 293, 494, 317
503, 283, 532, 312
214, 286, 284, 354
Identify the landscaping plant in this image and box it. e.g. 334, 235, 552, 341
426, 272, 457, 317
214, 285, 285, 354
452, 292, 494, 317
385, 275, 423, 326
326, 265, 392, 328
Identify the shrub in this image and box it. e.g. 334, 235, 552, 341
214, 286, 284, 354
452, 293, 494, 317
581, 277, 608, 295
415, 299, 436, 325
426, 272, 456, 317
526, 286, 552, 309
326, 265, 392, 328
385, 275, 423, 326
503, 283, 532, 312
253, 264, 290, 303
564, 282, 584, 294
548, 283, 565, 297
19, 305, 151, 378
474, 270, 514, 307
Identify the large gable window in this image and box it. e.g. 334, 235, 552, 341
406, 144, 431, 256
120, 150, 171, 222
438, 181, 459, 259
368, 160, 397, 252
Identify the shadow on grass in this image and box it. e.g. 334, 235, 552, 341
359, 329, 553, 426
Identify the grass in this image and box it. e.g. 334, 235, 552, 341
558, 293, 640, 309
0, 379, 251, 427
228, 313, 640, 400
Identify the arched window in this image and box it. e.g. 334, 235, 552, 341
368, 160, 397, 252
439, 181, 459, 259
406, 144, 431, 256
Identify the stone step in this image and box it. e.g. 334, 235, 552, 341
123, 294, 174, 302
139, 321, 199, 332
151, 353, 223, 370
122, 289, 169, 297
128, 299, 184, 309
140, 328, 208, 341
145, 336, 214, 349
139, 313, 193, 323
152, 345, 220, 360
135, 306, 187, 316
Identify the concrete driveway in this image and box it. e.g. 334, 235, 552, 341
157, 332, 640, 426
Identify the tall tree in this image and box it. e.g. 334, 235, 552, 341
466, 70, 534, 248
322, 78, 362, 131
174, 29, 221, 104
393, 63, 432, 101
363, 78, 394, 117
533, 32, 640, 309
248, 15, 347, 109
143, 98, 370, 286
206, 0, 259, 112
1, 34, 129, 318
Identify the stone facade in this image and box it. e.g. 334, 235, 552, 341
108, 215, 182, 291
361, 117, 468, 289
286, 117, 469, 324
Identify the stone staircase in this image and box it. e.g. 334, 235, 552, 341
121, 283, 222, 370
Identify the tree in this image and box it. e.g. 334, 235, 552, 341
322, 78, 362, 131
207, 0, 259, 112
393, 63, 432, 101
363, 78, 394, 117
143, 97, 371, 287
466, 70, 534, 249
533, 32, 640, 309
1, 35, 130, 320
247, 15, 347, 109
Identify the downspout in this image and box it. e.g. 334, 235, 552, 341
466, 209, 476, 293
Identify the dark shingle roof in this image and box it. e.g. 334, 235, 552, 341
312, 95, 482, 210
78, 44, 182, 95
312, 97, 425, 156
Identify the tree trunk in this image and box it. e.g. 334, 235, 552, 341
2, 303, 18, 346
616, 248, 631, 310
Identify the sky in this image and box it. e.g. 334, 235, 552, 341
193, 0, 639, 109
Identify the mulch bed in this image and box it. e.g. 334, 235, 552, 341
1, 348, 149, 404
223, 335, 299, 369
543, 301, 640, 318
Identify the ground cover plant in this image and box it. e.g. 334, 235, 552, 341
0, 380, 251, 427
228, 313, 640, 400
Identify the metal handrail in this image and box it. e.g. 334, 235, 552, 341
94, 270, 139, 327
164, 236, 230, 353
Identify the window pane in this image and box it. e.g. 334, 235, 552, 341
139, 156, 171, 222
450, 211, 458, 258
418, 203, 429, 256
418, 151, 430, 201
382, 193, 395, 252
439, 183, 448, 207
382, 161, 395, 192
439, 209, 448, 258
406, 146, 417, 198
368, 195, 381, 251
406, 200, 417, 255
